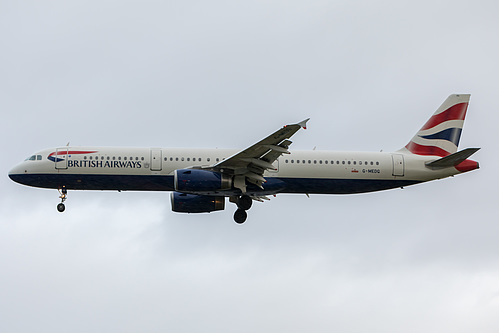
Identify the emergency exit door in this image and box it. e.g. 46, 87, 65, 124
150, 149, 162, 171
392, 154, 404, 177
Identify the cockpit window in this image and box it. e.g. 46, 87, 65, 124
25, 155, 43, 161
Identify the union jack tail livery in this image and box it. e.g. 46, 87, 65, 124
403, 94, 470, 157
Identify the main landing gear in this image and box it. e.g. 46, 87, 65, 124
233, 195, 252, 224
57, 187, 67, 212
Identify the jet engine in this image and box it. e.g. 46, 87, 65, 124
174, 169, 232, 193
170, 192, 225, 213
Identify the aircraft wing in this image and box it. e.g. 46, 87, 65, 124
203, 118, 309, 192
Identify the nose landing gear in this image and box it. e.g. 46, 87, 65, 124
232, 195, 253, 224
57, 187, 67, 212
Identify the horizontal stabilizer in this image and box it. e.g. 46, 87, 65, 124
425, 148, 480, 170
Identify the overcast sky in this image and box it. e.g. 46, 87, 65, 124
1, 1, 498, 332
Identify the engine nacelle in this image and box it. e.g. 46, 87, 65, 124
170, 192, 225, 213
174, 169, 232, 193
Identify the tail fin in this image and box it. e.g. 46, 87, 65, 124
401, 94, 470, 157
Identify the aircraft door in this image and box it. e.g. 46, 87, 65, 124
392, 154, 404, 176
268, 159, 279, 173
55, 148, 68, 170
150, 149, 162, 171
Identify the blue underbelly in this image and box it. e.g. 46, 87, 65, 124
10, 173, 420, 194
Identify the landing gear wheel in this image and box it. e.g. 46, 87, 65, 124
234, 209, 247, 224
57, 203, 66, 213
57, 187, 68, 212
237, 195, 252, 210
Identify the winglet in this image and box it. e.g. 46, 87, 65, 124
298, 118, 310, 129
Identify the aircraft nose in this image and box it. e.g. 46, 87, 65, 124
8, 163, 27, 183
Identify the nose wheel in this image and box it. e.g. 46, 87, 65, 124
57, 187, 67, 213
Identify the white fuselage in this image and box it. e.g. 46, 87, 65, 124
9, 146, 462, 195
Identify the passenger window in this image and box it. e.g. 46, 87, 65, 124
84, 156, 87, 160
216, 158, 219, 162
314, 160, 317, 164
319, 160, 322, 164
297, 160, 300, 164
181, 157, 184, 161
118, 156, 121, 160
124, 157, 127, 160
376, 162, 379, 165
187, 158, 190, 161
207, 158, 211, 162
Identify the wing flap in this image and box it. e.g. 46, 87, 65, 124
208, 119, 309, 193
262, 144, 290, 154
241, 158, 277, 170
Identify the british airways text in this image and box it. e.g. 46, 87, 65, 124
67, 160, 142, 169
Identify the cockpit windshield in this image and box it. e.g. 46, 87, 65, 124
25, 155, 42, 161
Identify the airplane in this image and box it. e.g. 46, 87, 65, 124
9, 94, 479, 224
